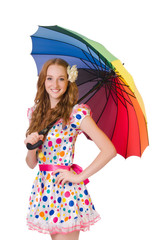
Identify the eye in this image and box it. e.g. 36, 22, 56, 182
59, 77, 65, 81
46, 77, 52, 81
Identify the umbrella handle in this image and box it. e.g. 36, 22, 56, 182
26, 140, 43, 150
26, 129, 46, 150
26, 120, 57, 150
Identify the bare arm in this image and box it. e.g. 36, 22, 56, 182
77, 115, 117, 182
24, 132, 43, 169
25, 149, 38, 169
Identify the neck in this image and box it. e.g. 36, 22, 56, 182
50, 99, 59, 109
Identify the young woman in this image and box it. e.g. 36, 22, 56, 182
24, 58, 117, 240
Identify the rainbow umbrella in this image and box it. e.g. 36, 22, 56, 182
30, 25, 149, 159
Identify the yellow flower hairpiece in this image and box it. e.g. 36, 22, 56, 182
67, 65, 78, 83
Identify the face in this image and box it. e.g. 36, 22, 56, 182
45, 64, 69, 108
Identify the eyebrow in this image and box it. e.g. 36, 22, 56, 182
46, 75, 66, 77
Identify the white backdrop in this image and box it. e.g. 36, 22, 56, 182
0, 0, 159, 239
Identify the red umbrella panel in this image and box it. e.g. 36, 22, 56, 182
85, 74, 148, 158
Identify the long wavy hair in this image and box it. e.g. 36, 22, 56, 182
26, 58, 79, 137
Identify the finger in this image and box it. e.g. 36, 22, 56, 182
61, 179, 67, 187
54, 174, 60, 183
53, 169, 64, 175
53, 170, 60, 176
35, 134, 43, 142
32, 138, 38, 144
57, 178, 63, 186
39, 135, 44, 140
53, 170, 58, 175
34, 132, 39, 137
29, 140, 34, 145
61, 179, 66, 187
29, 138, 37, 145
31, 132, 38, 137
55, 176, 64, 185
31, 132, 40, 140
32, 136, 38, 142
35, 132, 44, 140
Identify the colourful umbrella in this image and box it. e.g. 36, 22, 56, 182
30, 25, 149, 159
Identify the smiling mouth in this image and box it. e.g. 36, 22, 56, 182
51, 89, 60, 93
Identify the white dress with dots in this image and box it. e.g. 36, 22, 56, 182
26, 103, 101, 234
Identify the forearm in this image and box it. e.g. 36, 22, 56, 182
78, 148, 117, 182
26, 149, 38, 169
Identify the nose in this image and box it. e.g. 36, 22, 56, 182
52, 79, 59, 88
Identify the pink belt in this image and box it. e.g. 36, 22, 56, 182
39, 164, 89, 185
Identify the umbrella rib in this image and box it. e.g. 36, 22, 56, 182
108, 79, 136, 98
77, 76, 100, 87
78, 78, 132, 110
77, 82, 102, 103
109, 78, 134, 106
79, 59, 99, 75
97, 51, 105, 71
95, 83, 114, 126
80, 68, 98, 78
86, 46, 101, 72
82, 49, 98, 71
115, 73, 134, 92
119, 82, 142, 157
117, 82, 130, 158
78, 78, 115, 105
104, 79, 115, 103
108, 79, 129, 158
80, 55, 98, 72
106, 83, 119, 142
107, 78, 130, 87
97, 51, 104, 71
114, 77, 136, 103
108, 84, 127, 108
78, 87, 100, 104
104, 58, 114, 71
106, 84, 118, 107
104, 81, 109, 103
97, 51, 110, 73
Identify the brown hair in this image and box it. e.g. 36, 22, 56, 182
26, 58, 79, 137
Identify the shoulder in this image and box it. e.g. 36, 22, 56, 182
72, 103, 92, 118
27, 105, 36, 122
70, 104, 92, 134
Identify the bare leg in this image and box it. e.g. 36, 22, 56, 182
51, 230, 80, 240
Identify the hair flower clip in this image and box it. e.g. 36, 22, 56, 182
67, 65, 78, 83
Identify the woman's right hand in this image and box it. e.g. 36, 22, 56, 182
24, 132, 44, 147
25, 132, 44, 168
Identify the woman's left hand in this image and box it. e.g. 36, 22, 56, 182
53, 169, 81, 187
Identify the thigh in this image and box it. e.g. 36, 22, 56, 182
51, 230, 80, 240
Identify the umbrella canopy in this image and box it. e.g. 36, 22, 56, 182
30, 25, 149, 159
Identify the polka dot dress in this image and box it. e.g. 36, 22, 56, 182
26, 104, 101, 234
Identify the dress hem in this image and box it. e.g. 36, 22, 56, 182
26, 215, 101, 235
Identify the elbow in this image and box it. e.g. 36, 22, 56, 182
102, 145, 117, 159
26, 158, 37, 169
111, 145, 117, 158
112, 148, 117, 158
29, 164, 37, 169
